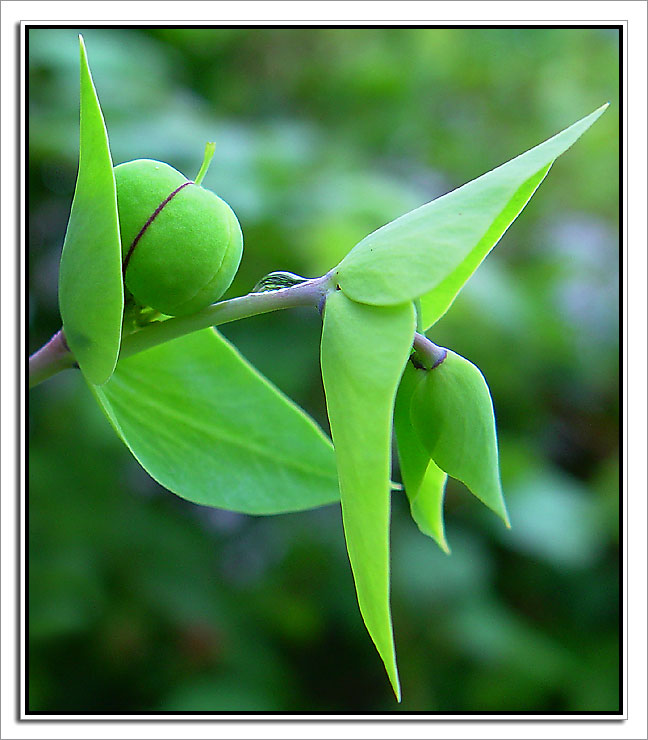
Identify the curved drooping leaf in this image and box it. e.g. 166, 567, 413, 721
394, 364, 429, 493
320, 290, 416, 701
335, 104, 608, 328
58, 35, 123, 385
90, 329, 340, 514
410, 350, 510, 526
394, 363, 449, 552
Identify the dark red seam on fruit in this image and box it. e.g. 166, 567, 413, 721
122, 180, 194, 273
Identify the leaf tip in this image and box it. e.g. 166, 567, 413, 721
78, 34, 90, 71
383, 650, 401, 702
589, 102, 610, 124
492, 483, 511, 529
486, 491, 512, 529
194, 141, 217, 186
391, 676, 402, 703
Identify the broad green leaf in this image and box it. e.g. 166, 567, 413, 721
59, 35, 123, 385
411, 350, 510, 526
90, 328, 340, 514
394, 363, 449, 553
320, 290, 416, 700
335, 104, 609, 328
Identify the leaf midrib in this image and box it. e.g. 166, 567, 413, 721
107, 371, 338, 483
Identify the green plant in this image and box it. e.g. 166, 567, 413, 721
28, 36, 608, 701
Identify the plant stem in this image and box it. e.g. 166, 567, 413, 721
29, 271, 448, 388
28, 271, 338, 388
28, 330, 77, 388
411, 332, 447, 370
119, 271, 336, 359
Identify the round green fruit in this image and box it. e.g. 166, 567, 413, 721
114, 159, 243, 316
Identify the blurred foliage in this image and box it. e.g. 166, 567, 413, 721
28, 27, 619, 713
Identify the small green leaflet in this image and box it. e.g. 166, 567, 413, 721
90, 328, 340, 514
410, 460, 449, 551
410, 350, 510, 526
58, 35, 123, 385
394, 363, 449, 553
335, 104, 608, 330
320, 290, 416, 701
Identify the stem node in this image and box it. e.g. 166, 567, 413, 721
411, 332, 447, 371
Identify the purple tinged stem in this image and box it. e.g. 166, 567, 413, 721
411, 332, 447, 370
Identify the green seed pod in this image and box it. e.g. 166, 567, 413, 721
114, 157, 243, 317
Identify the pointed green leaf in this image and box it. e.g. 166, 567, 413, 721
59, 35, 123, 385
394, 364, 429, 493
410, 350, 510, 526
417, 162, 551, 330
90, 329, 340, 514
411, 460, 450, 552
320, 290, 416, 700
336, 104, 608, 328
394, 363, 449, 552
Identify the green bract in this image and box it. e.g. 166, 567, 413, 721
320, 290, 416, 700
58, 36, 123, 385
91, 328, 339, 514
410, 350, 510, 526
394, 363, 450, 553
114, 159, 243, 317
334, 103, 609, 330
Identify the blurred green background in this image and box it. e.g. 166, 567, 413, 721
27, 27, 620, 713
